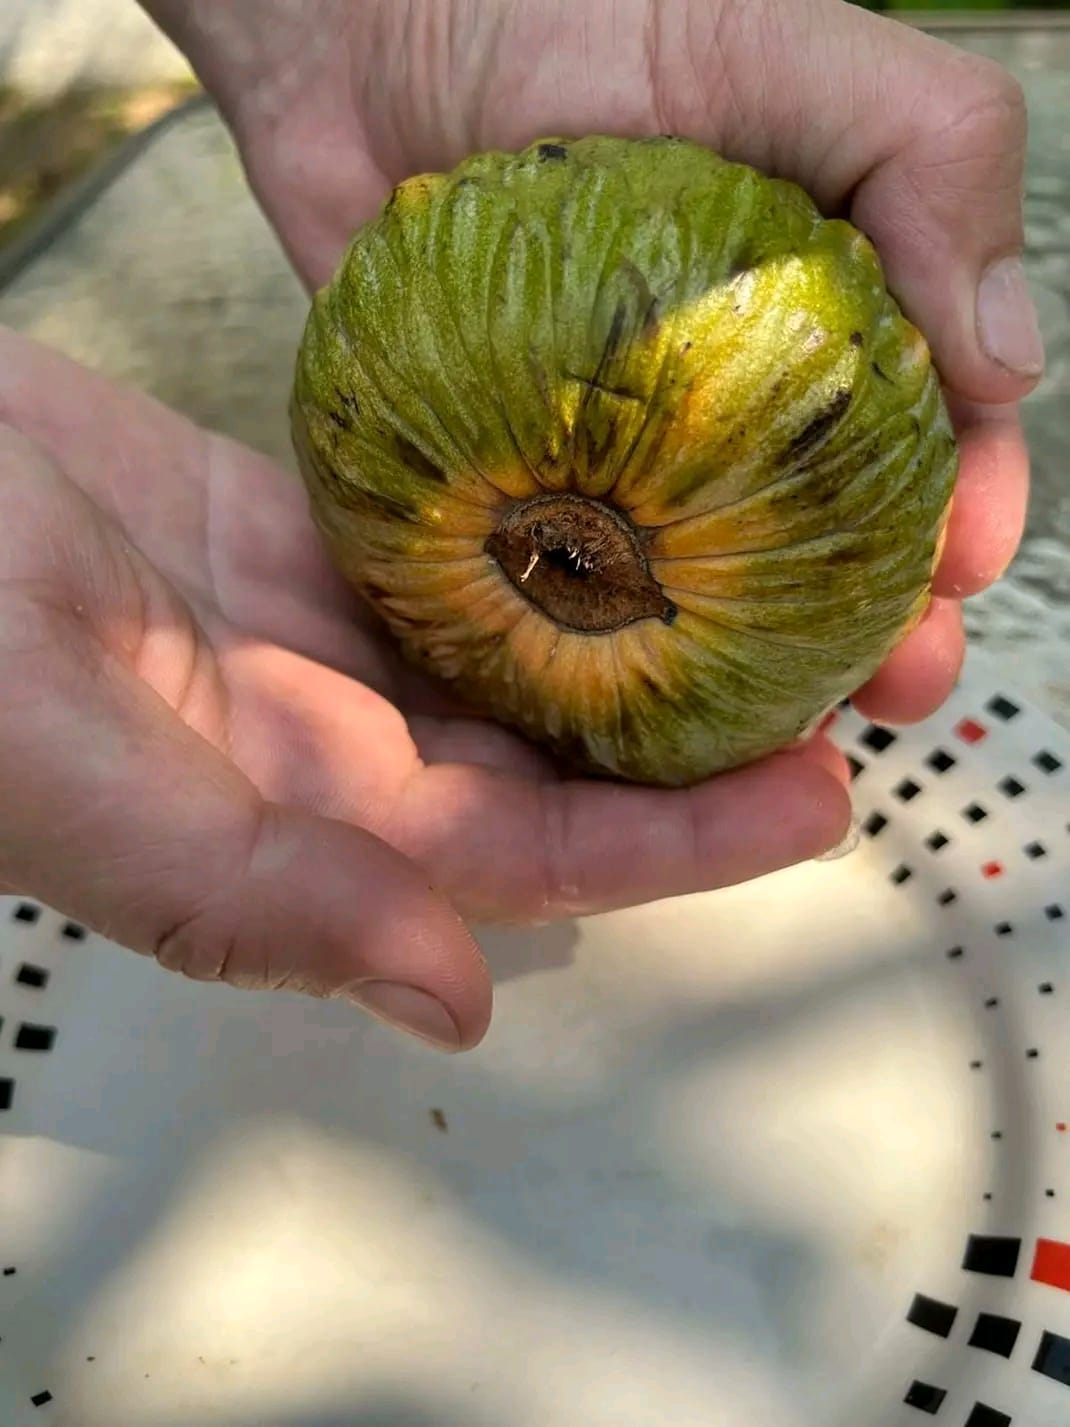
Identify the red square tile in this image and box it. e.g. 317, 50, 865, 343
956, 718, 988, 745
1032, 1238, 1070, 1292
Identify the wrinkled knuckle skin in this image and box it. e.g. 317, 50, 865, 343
152, 903, 243, 987
952, 54, 1027, 143
0, 429, 71, 584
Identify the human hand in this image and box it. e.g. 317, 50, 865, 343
141, 0, 1041, 729
0, 327, 849, 1048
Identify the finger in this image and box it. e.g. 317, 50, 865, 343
409, 715, 563, 779
933, 400, 1030, 599
652, 0, 1043, 398
0, 430, 490, 1050
794, 728, 851, 789
850, 596, 965, 727
223, 636, 856, 890
394, 752, 851, 924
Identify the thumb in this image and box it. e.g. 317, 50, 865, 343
655, 0, 1043, 400
847, 28, 1041, 400
0, 432, 490, 1051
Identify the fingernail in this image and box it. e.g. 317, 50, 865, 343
815, 814, 861, 863
354, 981, 461, 1051
977, 256, 1045, 377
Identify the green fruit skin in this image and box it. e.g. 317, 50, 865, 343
291, 135, 958, 787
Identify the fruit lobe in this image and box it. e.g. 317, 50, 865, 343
291, 135, 958, 787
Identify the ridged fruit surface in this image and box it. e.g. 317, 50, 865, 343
291, 135, 957, 787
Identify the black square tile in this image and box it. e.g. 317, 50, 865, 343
1025, 841, 1048, 860
1034, 750, 1064, 774
964, 1405, 1010, 1427
13, 903, 40, 924
963, 802, 988, 824
926, 830, 950, 852
61, 922, 87, 941
896, 777, 922, 802
14, 1023, 56, 1052
904, 1380, 947, 1413
864, 811, 888, 837
937, 888, 958, 906
994, 922, 1014, 938
962, 1234, 1020, 1277
999, 776, 1026, 799
847, 754, 865, 781
927, 749, 956, 774
987, 695, 1021, 721
891, 864, 913, 886
968, 1311, 1020, 1358
15, 964, 49, 989
860, 725, 897, 753
1047, 904, 1065, 922
0, 1078, 13, 1111
946, 945, 965, 960
906, 1293, 957, 1338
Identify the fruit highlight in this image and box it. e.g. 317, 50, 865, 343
291, 135, 958, 786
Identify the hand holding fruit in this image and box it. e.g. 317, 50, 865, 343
0, 0, 1040, 1051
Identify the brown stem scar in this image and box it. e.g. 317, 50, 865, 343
485, 492, 677, 633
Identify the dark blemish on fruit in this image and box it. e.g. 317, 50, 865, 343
537, 143, 568, 161
363, 488, 420, 522
395, 435, 448, 485
785, 388, 852, 462
566, 371, 644, 403
826, 546, 861, 566
617, 258, 660, 338
362, 582, 392, 603
849, 331, 864, 348
604, 302, 627, 364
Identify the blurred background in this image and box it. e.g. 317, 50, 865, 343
0, 0, 194, 254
